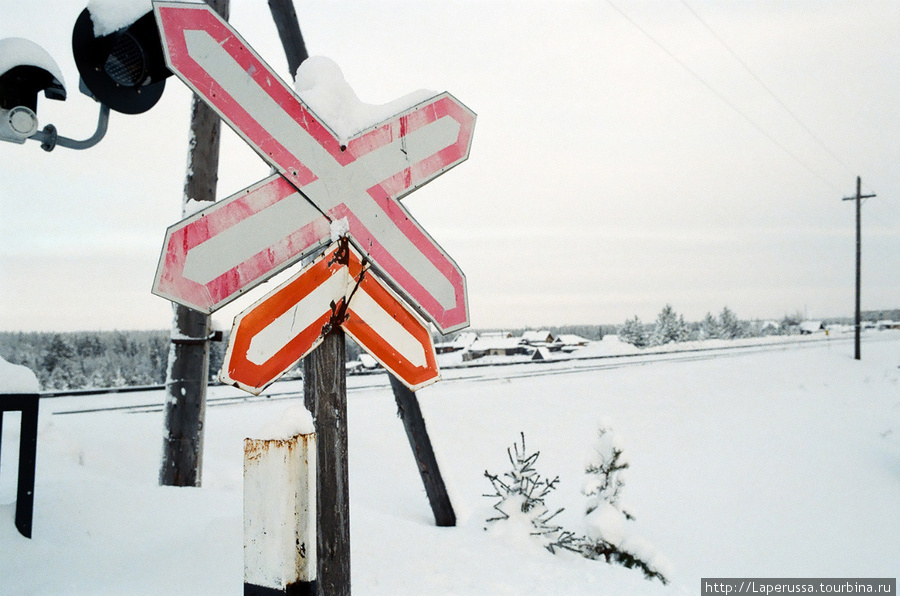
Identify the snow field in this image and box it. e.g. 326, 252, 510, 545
1, 333, 898, 594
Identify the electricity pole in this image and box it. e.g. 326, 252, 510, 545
842, 176, 876, 361
160, 0, 230, 487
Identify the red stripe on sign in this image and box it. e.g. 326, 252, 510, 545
156, 4, 474, 333
154, 176, 329, 313
331, 199, 467, 333
157, 6, 323, 184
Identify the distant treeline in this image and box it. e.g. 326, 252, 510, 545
1, 309, 895, 391
452, 309, 898, 345
0, 328, 362, 391
0, 330, 225, 391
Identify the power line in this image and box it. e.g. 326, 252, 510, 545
604, 0, 841, 193
678, 0, 858, 182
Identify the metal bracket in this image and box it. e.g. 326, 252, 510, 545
28, 103, 110, 152
171, 330, 224, 345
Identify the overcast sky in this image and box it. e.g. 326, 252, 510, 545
1, 0, 898, 333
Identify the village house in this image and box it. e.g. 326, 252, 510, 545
520, 330, 555, 346
463, 335, 529, 361
554, 334, 590, 351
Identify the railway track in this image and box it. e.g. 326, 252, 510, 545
47, 334, 888, 416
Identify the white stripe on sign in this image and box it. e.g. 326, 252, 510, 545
349, 285, 428, 368
184, 29, 459, 311
246, 269, 347, 365
299, 120, 461, 311
183, 30, 336, 178
182, 181, 325, 286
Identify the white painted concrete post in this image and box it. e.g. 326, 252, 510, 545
243, 427, 316, 595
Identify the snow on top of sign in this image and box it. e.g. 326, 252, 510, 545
256, 404, 315, 439
0, 355, 39, 394
294, 56, 436, 144
0, 38, 65, 85
87, 0, 152, 37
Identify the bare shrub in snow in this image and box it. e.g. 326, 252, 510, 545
484, 431, 670, 584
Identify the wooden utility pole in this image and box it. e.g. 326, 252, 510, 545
842, 176, 876, 361
264, 7, 353, 593
303, 329, 351, 596
160, 0, 229, 487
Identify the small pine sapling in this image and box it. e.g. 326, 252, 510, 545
483, 433, 578, 553
579, 424, 670, 584
583, 426, 632, 519
484, 430, 671, 584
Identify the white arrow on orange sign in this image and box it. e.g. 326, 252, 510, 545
219, 239, 440, 395
152, 2, 474, 333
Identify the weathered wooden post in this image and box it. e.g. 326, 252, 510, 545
389, 375, 456, 526
244, 406, 317, 595
159, 0, 230, 488
304, 330, 350, 594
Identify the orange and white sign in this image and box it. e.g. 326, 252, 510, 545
220, 240, 439, 394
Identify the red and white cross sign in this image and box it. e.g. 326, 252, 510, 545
152, 2, 475, 333
220, 239, 440, 394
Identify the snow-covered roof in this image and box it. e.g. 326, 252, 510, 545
521, 330, 554, 343
531, 347, 553, 360
555, 334, 589, 346
358, 353, 379, 369
798, 321, 823, 332
469, 337, 522, 351
450, 332, 478, 348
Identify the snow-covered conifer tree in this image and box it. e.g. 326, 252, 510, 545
649, 304, 685, 347
618, 316, 648, 347
719, 306, 743, 339
700, 312, 720, 339
580, 425, 670, 584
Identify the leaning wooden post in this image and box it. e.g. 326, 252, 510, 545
388, 374, 456, 526
304, 329, 350, 595
244, 407, 317, 596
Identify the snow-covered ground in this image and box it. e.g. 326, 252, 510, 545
2, 332, 898, 594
